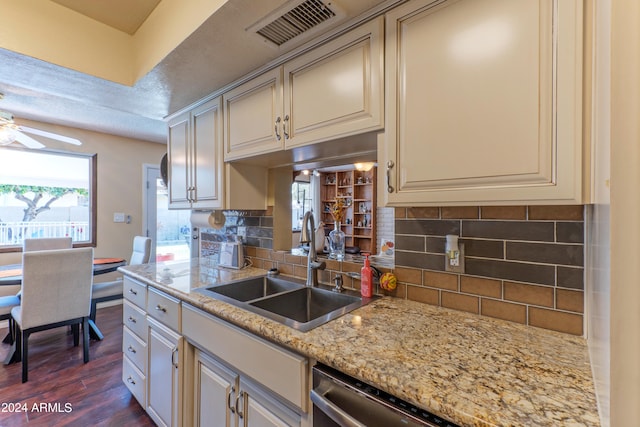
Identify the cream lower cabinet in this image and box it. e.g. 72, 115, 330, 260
383, 0, 586, 206
183, 304, 309, 427
194, 350, 301, 427
148, 317, 183, 427
122, 277, 148, 408
146, 287, 183, 427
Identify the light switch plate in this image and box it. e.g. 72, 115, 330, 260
113, 212, 125, 223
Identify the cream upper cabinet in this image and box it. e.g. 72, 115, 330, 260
168, 97, 268, 210
282, 17, 384, 149
223, 69, 284, 161
382, 0, 586, 206
223, 17, 384, 161
168, 97, 224, 209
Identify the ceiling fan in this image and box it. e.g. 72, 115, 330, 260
0, 111, 82, 149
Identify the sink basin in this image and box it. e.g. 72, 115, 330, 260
203, 276, 304, 302
195, 275, 375, 332
250, 287, 363, 327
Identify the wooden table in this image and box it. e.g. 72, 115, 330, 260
0, 257, 127, 364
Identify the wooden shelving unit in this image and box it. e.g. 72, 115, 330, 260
320, 168, 376, 254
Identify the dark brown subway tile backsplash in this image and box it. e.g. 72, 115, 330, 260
394, 205, 586, 336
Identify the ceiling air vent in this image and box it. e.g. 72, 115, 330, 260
249, 0, 344, 48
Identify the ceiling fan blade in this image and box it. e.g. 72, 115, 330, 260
19, 126, 82, 145
12, 131, 45, 149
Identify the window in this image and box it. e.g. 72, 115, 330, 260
291, 181, 311, 231
0, 148, 97, 251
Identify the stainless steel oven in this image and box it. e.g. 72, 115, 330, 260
311, 364, 459, 427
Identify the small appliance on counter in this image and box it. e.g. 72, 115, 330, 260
218, 238, 245, 269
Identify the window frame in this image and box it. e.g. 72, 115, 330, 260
0, 147, 97, 253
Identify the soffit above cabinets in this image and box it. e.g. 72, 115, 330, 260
50, 0, 161, 35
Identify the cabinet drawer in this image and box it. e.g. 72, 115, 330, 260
123, 327, 147, 373
123, 300, 148, 340
123, 357, 146, 408
123, 276, 147, 309
147, 287, 181, 332
183, 304, 308, 411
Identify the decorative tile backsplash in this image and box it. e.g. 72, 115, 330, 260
394, 206, 584, 335
199, 205, 585, 336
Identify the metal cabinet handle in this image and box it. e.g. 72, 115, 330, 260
126, 376, 136, 385
235, 391, 245, 419
127, 345, 136, 354
275, 117, 282, 140
171, 347, 178, 368
128, 316, 137, 323
228, 386, 236, 414
386, 160, 395, 193
283, 115, 290, 139
128, 289, 137, 295
155, 304, 167, 313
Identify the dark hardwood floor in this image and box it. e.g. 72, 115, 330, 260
0, 305, 155, 426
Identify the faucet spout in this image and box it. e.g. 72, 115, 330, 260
300, 211, 325, 287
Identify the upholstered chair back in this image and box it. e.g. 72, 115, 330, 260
23, 237, 73, 252
19, 247, 94, 330
130, 236, 152, 265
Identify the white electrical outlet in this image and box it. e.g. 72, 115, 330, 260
237, 226, 246, 238
113, 212, 125, 223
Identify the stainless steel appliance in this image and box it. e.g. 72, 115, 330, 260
311, 364, 459, 427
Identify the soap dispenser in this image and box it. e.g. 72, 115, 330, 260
361, 254, 373, 298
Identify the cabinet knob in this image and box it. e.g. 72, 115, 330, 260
127, 346, 136, 354
155, 304, 167, 313
128, 316, 137, 323
386, 160, 395, 193
126, 376, 136, 385
128, 288, 137, 295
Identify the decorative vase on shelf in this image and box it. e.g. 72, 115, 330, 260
329, 222, 345, 261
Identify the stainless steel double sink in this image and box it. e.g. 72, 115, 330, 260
195, 275, 376, 332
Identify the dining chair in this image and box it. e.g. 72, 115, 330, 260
0, 237, 74, 346
11, 247, 94, 383
23, 237, 73, 251
89, 236, 151, 337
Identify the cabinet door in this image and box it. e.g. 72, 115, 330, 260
223, 68, 284, 161
147, 318, 182, 427
283, 17, 384, 149
194, 350, 239, 427
167, 111, 191, 208
192, 97, 224, 209
383, 0, 584, 205
240, 379, 300, 427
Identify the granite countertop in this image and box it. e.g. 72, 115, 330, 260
119, 258, 600, 427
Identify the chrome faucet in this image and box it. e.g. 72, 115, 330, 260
299, 211, 326, 287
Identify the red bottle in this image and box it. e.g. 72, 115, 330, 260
361, 254, 373, 298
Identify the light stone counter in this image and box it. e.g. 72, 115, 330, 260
119, 258, 600, 427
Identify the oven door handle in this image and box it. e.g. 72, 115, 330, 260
310, 389, 367, 427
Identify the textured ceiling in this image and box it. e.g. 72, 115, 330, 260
0, 0, 390, 144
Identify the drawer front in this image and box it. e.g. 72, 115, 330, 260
183, 304, 308, 411
123, 356, 146, 408
123, 327, 147, 373
147, 287, 181, 332
123, 300, 148, 340
123, 276, 147, 309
